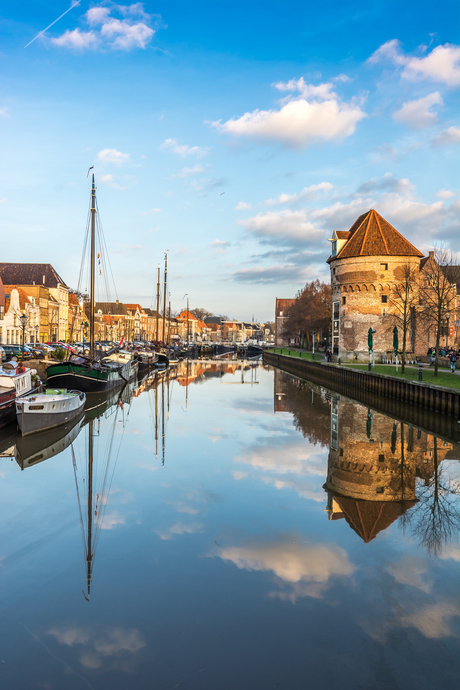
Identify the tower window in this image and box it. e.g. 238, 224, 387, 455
342, 296, 346, 305
381, 295, 388, 303
381, 263, 388, 271
332, 241, 337, 257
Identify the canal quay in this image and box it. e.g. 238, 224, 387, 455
1, 360, 459, 690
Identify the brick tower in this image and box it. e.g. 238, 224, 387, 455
327, 210, 423, 362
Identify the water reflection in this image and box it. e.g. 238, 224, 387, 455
0, 361, 459, 690
274, 370, 460, 554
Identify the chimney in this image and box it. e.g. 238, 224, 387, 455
43, 275, 45, 285
429, 251, 434, 258
116, 299, 119, 305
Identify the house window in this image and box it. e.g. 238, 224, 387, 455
332, 241, 337, 257
342, 296, 346, 305
333, 268, 336, 275
381, 263, 388, 271
279, 311, 283, 317
381, 295, 388, 303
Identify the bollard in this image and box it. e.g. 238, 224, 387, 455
288, 349, 290, 355
312, 352, 314, 360
418, 365, 423, 382
368, 362, 371, 372
338, 357, 341, 366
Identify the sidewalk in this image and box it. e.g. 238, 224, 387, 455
266, 349, 460, 391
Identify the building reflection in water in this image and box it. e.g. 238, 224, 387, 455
274, 370, 460, 555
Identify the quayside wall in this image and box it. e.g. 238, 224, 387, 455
263, 351, 460, 431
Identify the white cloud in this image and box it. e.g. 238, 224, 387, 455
432, 126, 460, 146
53, 3, 157, 52
209, 238, 230, 247
368, 39, 460, 87
140, 207, 162, 215
100, 18, 154, 50
86, 7, 111, 25
100, 513, 125, 530
232, 471, 248, 480
437, 189, 455, 200
97, 148, 130, 165
51, 28, 98, 50
236, 442, 325, 475
215, 539, 355, 602
0, 197, 8, 203
385, 556, 432, 593
356, 172, 414, 196
212, 95, 366, 149
393, 92, 443, 129
154, 521, 203, 540
172, 164, 205, 178
399, 602, 460, 639
238, 210, 327, 247
160, 138, 209, 158
235, 201, 252, 210
0, 107, 9, 117
273, 78, 337, 101
100, 174, 113, 184
265, 181, 333, 206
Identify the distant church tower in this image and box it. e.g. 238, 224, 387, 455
327, 209, 423, 362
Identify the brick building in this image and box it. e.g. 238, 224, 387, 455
327, 209, 458, 361
275, 298, 296, 347
323, 395, 455, 543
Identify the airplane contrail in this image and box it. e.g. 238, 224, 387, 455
24, 1, 81, 48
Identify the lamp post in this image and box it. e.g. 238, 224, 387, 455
83, 320, 89, 353
35, 324, 39, 344
20, 313, 28, 358
446, 313, 450, 348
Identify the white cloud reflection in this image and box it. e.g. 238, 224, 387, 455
214, 539, 355, 603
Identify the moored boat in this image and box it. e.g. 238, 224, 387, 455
0, 362, 37, 429
16, 389, 86, 436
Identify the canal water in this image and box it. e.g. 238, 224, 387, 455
1, 361, 459, 690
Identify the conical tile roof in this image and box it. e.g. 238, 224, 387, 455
332, 494, 417, 543
335, 209, 423, 260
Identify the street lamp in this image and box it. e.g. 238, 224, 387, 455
83, 320, 89, 352
35, 324, 39, 344
19, 312, 28, 358
446, 313, 450, 348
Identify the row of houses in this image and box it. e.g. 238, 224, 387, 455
0, 262, 273, 346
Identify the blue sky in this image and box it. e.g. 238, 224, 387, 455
1, 1, 459, 320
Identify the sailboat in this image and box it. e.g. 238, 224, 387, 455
47, 172, 137, 392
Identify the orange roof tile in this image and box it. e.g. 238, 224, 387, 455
331, 210, 423, 261
3, 285, 32, 311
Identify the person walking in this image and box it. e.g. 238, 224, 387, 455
449, 350, 457, 373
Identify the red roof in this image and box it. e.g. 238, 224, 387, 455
177, 310, 198, 321
328, 210, 423, 262
276, 298, 295, 317
4, 285, 32, 311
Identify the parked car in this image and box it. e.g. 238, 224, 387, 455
0, 344, 33, 361
0, 346, 5, 362
25, 344, 44, 358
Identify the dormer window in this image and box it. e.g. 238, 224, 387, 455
332, 241, 337, 257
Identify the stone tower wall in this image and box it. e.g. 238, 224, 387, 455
330, 254, 421, 362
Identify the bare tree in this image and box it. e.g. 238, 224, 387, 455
191, 307, 213, 321
419, 248, 459, 376
384, 264, 419, 373
400, 437, 460, 556
282, 280, 331, 348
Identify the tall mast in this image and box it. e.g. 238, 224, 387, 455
86, 419, 94, 600
90, 174, 96, 355
167, 293, 171, 346
155, 264, 160, 342
187, 295, 190, 349
162, 252, 168, 345
161, 376, 165, 466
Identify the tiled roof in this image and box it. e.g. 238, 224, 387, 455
68, 293, 81, 307
95, 302, 128, 315
332, 494, 417, 543
275, 298, 295, 317
331, 210, 423, 261
4, 285, 32, 311
336, 231, 350, 239
0, 263, 68, 288
177, 310, 198, 321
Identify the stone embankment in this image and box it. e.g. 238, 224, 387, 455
263, 351, 460, 420
27, 359, 54, 381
